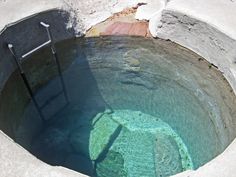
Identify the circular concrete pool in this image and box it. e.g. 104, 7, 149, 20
0, 36, 236, 177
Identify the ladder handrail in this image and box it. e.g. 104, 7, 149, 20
8, 44, 46, 122
7, 22, 69, 122
21, 40, 51, 59
40, 22, 69, 103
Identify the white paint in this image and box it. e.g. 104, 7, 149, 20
135, 0, 166, 20
0, 0, 147, 33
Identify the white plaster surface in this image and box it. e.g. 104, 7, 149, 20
163, 0, 236, 40
63, 0, 146, 32
1, 0, 236, 177
135, 0, 166, 20
0, 0, 146, 33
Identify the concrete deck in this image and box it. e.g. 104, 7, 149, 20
0, 131, 88, 177
0, 0, 63, 32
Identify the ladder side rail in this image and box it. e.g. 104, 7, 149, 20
8, 44, 46, 122
40, 22, 69, 103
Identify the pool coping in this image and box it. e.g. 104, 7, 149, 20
0, 0, 236, 177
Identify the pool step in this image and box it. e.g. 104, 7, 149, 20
33, 75, 70, 121
39, 90, 64, 110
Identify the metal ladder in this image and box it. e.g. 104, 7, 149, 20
7, 22, 69, 122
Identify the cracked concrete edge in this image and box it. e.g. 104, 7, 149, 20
172, 139, 236, 177
135, 0, 167, 21
0, 131, 88, 177
0, 0, 147, 35
153, 9, 236, 94
1, 0, 236, 177
0, 1, 151, 177
0, 0, 64, 33
0, 0, 147, 91
148, 1, 236, 177
0, 8, 64, 35
0, 1, 146, 177
150, 0, 236, 95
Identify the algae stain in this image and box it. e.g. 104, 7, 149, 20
89, 109, 194, 177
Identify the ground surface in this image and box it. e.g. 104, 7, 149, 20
1, 0, 236, 177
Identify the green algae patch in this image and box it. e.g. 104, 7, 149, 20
96, 150, 127, 177
89, 111, 120, 161
109, 128, 157, 177
93, 109, 193, 177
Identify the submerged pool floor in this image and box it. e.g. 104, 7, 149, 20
2, 37, 236, 177
31, 108, 193, 177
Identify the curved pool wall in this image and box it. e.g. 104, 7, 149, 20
0, 9, 77, 137
1, 35, 236, 177
0, 3, 236, 177
23, 37, 236, 166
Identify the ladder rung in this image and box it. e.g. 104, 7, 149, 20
7, 22, 69, 122
21, 40, 51, 60
39, 90, 64, 110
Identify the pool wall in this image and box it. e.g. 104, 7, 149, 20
0, 0, 236, 177
0, 1, 144, 177
0, 8, 88, 177
148, 0, 236, 176
151, 2, 236, 99
0, 9, 79, 93
0, 9, 80, 139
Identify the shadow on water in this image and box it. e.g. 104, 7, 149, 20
2, 36, 236, 177
28, 39, 110, 176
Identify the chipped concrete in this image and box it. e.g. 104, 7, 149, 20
151, 0, 236, 95
1, 0, 236, 177
0, 1, 146, 177
173, 139, 236, 177
145, 0, 236, 176
0, 130, 88, 177
135, 0, 166, 20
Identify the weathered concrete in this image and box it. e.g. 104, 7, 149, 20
63, 0, 147, 32
0, 130, 87, 177
0, 0, 63, 31
0, 0, 147, 91
151, 0, 236, 95
144, 0, 236, 176
0, 1, 145, 177
135, 0, 166, 21
1, 0, 236, 177
173, 139, 236, 177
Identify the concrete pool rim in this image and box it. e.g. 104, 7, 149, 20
0, 1, 236, 177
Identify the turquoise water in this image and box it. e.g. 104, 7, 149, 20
93, 109, 193, 177
9, 37, 236, 177
31, 108, 193, 177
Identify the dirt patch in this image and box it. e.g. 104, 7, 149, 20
86, 7, 151, 38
